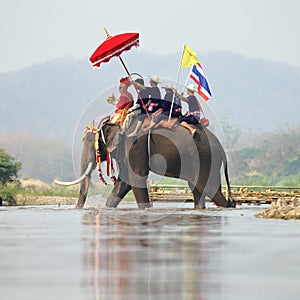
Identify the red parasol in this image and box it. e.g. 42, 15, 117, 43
89, 28, 139, 75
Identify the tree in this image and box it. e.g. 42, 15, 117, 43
0, 149, 22, 185
220, 115, 241, 153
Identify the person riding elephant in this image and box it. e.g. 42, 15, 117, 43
174, 84, 202, 137
133, 75, 162, 102
110, 77, 133, 127
143, 83, 182, 131
127, 76, 162, 137
121, 77, 152, 135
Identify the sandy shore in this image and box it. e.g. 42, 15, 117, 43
15, 195, 78, 206
255, 197, 300, 219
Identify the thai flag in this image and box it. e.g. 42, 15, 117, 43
189, 63, 212, 101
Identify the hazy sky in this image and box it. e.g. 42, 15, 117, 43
1, 0, 299, 72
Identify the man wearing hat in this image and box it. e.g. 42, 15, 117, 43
132, 75, 162, 112
127, 76, 162, 137
133, 75, 161, 99
174, 84, 201, 137
110, 77, 134, 127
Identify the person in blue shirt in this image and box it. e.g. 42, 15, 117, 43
137, 75, 161, 102
143, 83, 182, 131
127, 76, 162, 137
175, 84, 201, 137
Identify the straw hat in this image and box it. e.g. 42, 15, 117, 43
185, 84, 198, 93
148, 75, 161, 84
162, 83, 174, 90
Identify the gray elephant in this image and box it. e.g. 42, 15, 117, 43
55, 116, 235, 209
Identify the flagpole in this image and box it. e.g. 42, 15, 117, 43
180, 66, 191, 94
168, 46, 185, 122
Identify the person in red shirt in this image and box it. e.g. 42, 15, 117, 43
110, 77, 133, 127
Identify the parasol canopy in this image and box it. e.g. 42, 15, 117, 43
89, 29, 139, 71
89, 29, 149, 119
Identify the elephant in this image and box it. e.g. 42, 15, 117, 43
55, 115, 235, 209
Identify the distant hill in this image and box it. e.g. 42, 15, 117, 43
1, 51, 299, 182
1, 51, 300, 144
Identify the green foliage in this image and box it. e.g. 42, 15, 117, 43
0, 149, 21, 185
230, 124, 300, 182
0, 149, 21, 204
234, 174, 300, 187
20, 185, 78, 198
0, 182, 20, 205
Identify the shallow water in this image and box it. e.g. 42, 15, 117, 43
1, 202, 300, 300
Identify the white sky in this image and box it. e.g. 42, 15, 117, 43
0, 0, 299, 72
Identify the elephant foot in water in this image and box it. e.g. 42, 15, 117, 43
105, 191, 151, 209
137, 202, 152, 209
194, 204, 206, 209
105, 194, 122, 208
213, 190, 237, 208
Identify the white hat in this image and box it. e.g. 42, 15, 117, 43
185, 84, 198, 93
148, 75, 161, 83
162, 83, 174, 90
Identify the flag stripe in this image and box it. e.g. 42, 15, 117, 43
189, 63, 212, 101
191, 64, 212, 96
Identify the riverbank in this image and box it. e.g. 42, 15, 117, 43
255, 198, 300, 220
14, 195, 78, 206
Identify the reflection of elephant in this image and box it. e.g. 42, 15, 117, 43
56, 118, 235, 209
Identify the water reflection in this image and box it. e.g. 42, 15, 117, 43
81, 209, 225, 300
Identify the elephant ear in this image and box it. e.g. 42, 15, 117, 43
103, 122, 121, 152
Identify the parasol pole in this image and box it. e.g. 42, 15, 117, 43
118, 56, 131, 76
104, 28, 131, 76
104, 28, 150, 119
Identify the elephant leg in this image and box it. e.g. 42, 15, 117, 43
188, 182, 206, 209
195, 190, 206, 209
127, 141, 151, 209
131, 186, 151, 209
105, 179, 132, 208
128, 166, 151, 209
211, 186, 231, 208
128, 170, 151, 209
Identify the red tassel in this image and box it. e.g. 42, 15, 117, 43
99, 172, 108, 185
111, 176, 117, 185
106, 152, 110, 176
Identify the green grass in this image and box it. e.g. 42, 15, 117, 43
233, 174, 300, 187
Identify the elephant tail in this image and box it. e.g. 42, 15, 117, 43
224, 157, 233, 202
219, 144, 234, 203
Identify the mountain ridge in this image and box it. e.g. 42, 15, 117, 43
1, 51, 299, 144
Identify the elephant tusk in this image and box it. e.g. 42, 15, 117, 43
54, 162, 93, 186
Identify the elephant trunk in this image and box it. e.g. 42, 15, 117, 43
76, 175, 91, 209
75, 160, 96, 208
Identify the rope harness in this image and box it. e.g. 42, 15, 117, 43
83, 115, 116, 186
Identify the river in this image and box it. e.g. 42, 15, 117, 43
1, 201, 300, 300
